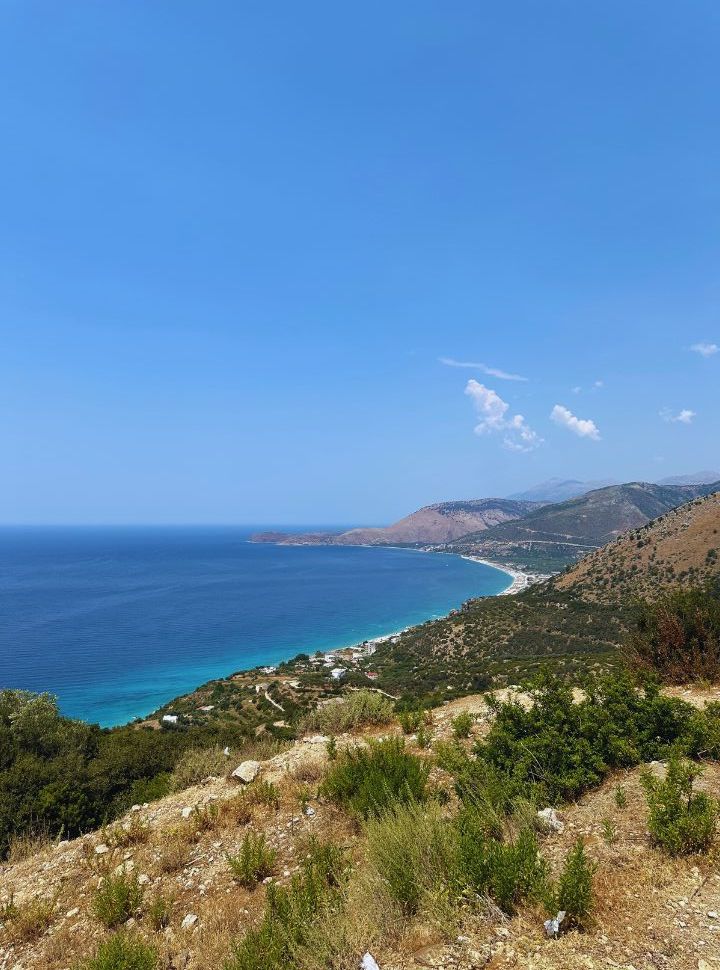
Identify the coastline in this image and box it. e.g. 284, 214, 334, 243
458, 555, 541, 595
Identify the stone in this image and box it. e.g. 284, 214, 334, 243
232, 760, 261, 783
181, 807, 193, 819
537, 807, 564, 833
361, 954, 381, 970
181, 913, 198, 930
94, 844, 109, 855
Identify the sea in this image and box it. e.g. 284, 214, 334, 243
0, 527, 511, 728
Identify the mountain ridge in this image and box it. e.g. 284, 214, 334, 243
443, 480, 720, 571
251, 497, 542, 547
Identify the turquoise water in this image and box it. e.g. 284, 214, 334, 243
0, 527, 510, 727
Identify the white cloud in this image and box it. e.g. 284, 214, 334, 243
660, 408, 696, 424
594, 379, 604, 388
440, 357, 528, 381
691, 342, 718, 357
571, 385, 582, 394
550, 404, 601, 440
464, 380, 541, 452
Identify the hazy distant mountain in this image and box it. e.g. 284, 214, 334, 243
656, 470, 720, 486
508, 478, 617, 503
251, 498, 542, 547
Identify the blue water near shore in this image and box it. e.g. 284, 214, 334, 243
0, 527, 510, 727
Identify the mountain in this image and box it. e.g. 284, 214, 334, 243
251, 498, 542, 547
508, 477, 617, 503
555, 487, 720, 600
656, 470, 720, 486
444, 481, 720, 571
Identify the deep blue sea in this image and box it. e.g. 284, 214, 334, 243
0, 527, 510, 728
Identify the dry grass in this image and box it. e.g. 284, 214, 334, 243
6, 829, 54, 865
0, 894, 57, 944
105, 814, 150, 849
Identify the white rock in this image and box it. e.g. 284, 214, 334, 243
138, 874, 151, 885
361, 954, 381, 970
94, 844, 109, 855
181, 913, 198, 930
306, 735, 328, 744
65, 908, 79, 918
708, 911, 718, 919
181, 807, 193, 819
537, 807, 564, 833
232, 760, 261, 783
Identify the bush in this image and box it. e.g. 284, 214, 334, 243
626, 585, 720, 683
225, 840, 346, 970
472, 671, 697, 804
170, 746, 229, 791
91, 873, 144, 928
456, 810, 547, 914
641, 755, 718, 855
451, 711, 474, 740
301, 691, 394, 734
252, 781, 280, 810
146, 893, 173, 930
78, 933, 158, 970
550, 839, 596, 928
228, 833, 277, 888
398, 710, 423, 735
320, 738, 430, 818
363, 801, 458, 915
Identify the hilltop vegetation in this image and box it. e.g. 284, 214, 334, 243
444, 481, 719, 571
556, 490, 720, 600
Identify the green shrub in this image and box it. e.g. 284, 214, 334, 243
600, 818, 617, 844
363, 801, 458, 915
550, 839, 596, 928
170, 746, 229, 791
626, 585, 720, 683
320, 738, 429, 818
228, 833, 277, 888
641, 755, 718, 855
91, 873, 144, 928
398, 710, 423, 735
78, 932, 158, 970
456, 810, 547, 914
146, 893, 173, 930
473, 672, 696, 804
451, 711, 474, 739
614, 785, 627, 809
225, 840, 346, 970
252, 781, 280, 810
301, 691, 394, 734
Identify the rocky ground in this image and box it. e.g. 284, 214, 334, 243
2, 690, 720, 970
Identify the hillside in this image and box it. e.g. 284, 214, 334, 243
444, 481, 720, 571
5, 684, 720, 970
251, 497, 541, 547
556, 488, 720, 601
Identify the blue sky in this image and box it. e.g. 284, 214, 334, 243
2, 1, 719, 524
